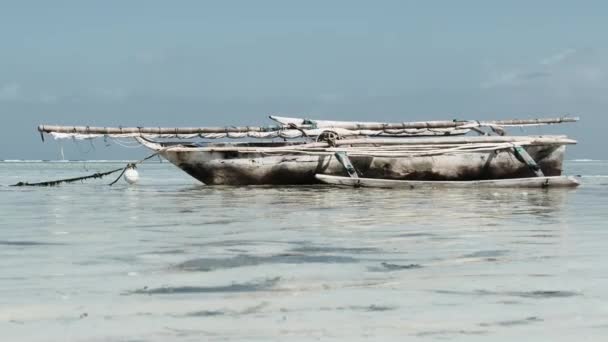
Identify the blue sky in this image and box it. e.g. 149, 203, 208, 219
1, 0, 606, 159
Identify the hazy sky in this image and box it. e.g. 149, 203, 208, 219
1, 0, 606, 159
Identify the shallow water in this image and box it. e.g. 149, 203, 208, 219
1, 160, 607, 341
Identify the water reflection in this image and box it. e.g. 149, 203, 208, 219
165, 185, 574, 228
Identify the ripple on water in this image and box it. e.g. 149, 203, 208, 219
396, 232, 436, 238
175, 254, 358, 272
0, 240, 66, 246
322, 304, 397, 312
141, 249, 186, 255
460, 250, 510, 258
368, 262, 423, 272
434, 289, 580, 299
415, 329, 489, 337
288, 245, 379, 254
127, 277, 280, 295
180, 302, 269, 317
479, 316, 543, 327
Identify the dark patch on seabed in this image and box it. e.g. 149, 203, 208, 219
199, 219, 241, 225
368, 262, 422, 272
162, 327, 214, 338
511, 240, 555, 245
0, 240, 65, 246
188, 240, 261, 247
479, 316, 543, 327
185, 310, 225, 317
144, 249, 186, 255
415, 329, 489, 337
460, 250, 509, 258
127, 277, 279, 295
434, 289, 580, 299
527, 234, 558, 238
181, 302, 269, 317
321, 304, 397, 312
175, 254, 358, 272
397, 232, 436, 238
289, 245, 379, 254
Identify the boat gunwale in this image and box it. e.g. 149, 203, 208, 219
149, 135, 576, 153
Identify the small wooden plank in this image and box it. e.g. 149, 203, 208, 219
315, 174, 580, 189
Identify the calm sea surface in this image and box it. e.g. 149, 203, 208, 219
1, 160, 607, 341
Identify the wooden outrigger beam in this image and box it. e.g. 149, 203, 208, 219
334, 152, 359, 178
37, 116, 578, 136
315, 174, 581, 189
512, 146, 545, 177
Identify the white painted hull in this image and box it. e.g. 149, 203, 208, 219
315, 174, 580, 188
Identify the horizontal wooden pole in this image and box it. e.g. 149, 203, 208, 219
37, 116, 579, 135
333, 135, 577, 146
37, 125, 280, 134
281, 116, 580, 130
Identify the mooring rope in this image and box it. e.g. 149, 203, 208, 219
11, 151, 163, 187
106, 152, 162, 186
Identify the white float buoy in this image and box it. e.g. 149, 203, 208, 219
124, 166, 140, 184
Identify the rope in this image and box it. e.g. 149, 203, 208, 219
107, 152, 160, 186
288, 123, 309, 138
11, 168, 125, 187
110, 137, 145, 149
11, 151, 163, 187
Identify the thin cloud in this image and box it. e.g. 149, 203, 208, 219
0, 83, 21, 101
90, 88, 130, 101
134, 51, 167, 65
0, 82, 62, 103
480, 70, 552, 88
480, 70, 520, 89
521, 71, 552, 80
0, 83, 131, 104
39, 93, 59, 104
540, 49, 576, 66
482, 49, 578, 89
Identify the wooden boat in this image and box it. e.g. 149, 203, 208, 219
134, 135, 573, 185
37, 116, 580, 187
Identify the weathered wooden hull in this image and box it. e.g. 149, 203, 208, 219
159, 145, 567, 185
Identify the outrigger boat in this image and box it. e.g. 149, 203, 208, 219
37, 115, 580, 188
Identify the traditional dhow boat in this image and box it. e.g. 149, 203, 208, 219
37, 116, 580, 188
